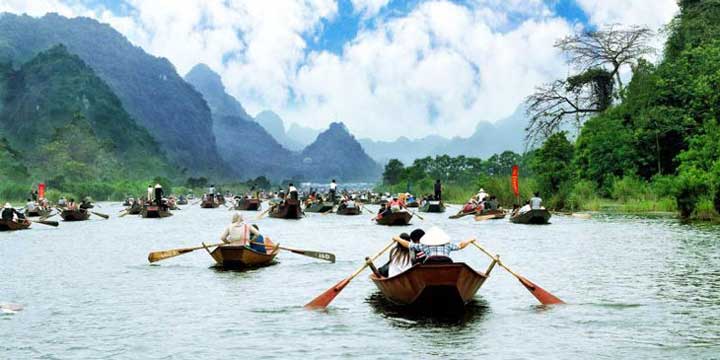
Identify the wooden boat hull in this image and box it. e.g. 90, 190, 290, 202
25, 209, 49, 217
234, 199, 261, 211
270, 199, 303, 219
510, 209, 551, 224
0, 219, 31, 231
405, 201, 419, 208
208, 244, 279, 269
370, 263, 493, 308
201, 200, 219, 208
126, 206, 142, 215
305, 202, 334, 213
336, 206, 361, 215
376, 211, 412, 226
420, 202, 445, 213
177, 200, 188, 205
141, 205, 173, 218
60, 210, 90, 221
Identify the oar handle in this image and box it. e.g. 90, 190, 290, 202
347, 240, 395, 280
471, 242, 521, 279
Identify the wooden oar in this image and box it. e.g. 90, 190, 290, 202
148, 242, 225, 263
305, 240, 395, 309
250, 242, 335, 263
91, 211, 109, 219
408, 209, 424, 220
28, 219, 59, 227
474, 214, 497, 221
360, 204, 374, 215
471, 242, 565, 305
254, 207, 272, 220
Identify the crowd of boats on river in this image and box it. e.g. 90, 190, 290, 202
1, 180, 578, 314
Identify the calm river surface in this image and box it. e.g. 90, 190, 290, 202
2, 202, 719, 359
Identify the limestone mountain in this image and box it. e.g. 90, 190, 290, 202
0, 13, 226, 175
255, 110, 305, 151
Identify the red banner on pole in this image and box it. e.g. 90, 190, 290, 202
511, 165, 519, 197
38, 183, 46, 199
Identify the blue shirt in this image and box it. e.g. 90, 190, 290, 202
408, 242, 459, 258
249, 235, 267, 254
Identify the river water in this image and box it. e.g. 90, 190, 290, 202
2, 203, 719, 359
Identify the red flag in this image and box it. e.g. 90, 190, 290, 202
511, 165, 519, 197
38, 183, 46, 199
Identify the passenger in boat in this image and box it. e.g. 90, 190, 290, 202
434, 179, 442, 201
25, 199, 37, 213
408, 229, 427, 264
530, 192, 543, 209
147, 185, 154, 203
248, 224, 272, 254
388, 233, 413, 277
486, 196, 499, 211
518, 201, 531, 214
67, 199, 78, 211
220, 213, 263, 246
288, 183, 298, 200
477, 188, 488, 202
57, 197, 67, 207
393, 226, 475, 264
2, 203, 23, 221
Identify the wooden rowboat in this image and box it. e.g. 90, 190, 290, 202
305, 202, 334, 213
420, 201, 445, 213
125, 205, 142, 215
405, 201, 419, 208
204, 243, 279, 269
269, 199, 303, 219
0, 219, 31, 231
141, 205, 173, 218
510, 209, 551, 224
370, 262, 497, 309
60, 209, 90, 221
234, 198, 261, 211
336, 205, 361, 215
176, 199, 188, 205
201, 199, 219, 208
25, 208, 49, 218
376, 211, 412, 226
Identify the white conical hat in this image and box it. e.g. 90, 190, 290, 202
4, 203, 11, 209
155, 184, 162, 188
419, 226, 451, 246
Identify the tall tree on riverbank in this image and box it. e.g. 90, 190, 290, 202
525, 25, 654, 144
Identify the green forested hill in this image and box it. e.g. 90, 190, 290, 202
0, 45, 173, 187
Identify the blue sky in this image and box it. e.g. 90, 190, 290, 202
0, 0, 677, 139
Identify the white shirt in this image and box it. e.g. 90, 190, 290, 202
289, 186, 297, 193
389, 256, 412, 277
519, 204, 531, 214
477, 191, 488, 201
346, 200, 356, 208
220, 223, 251, 244
530, 197, 542, 209
330, 183, 337, 190
26, 201, 37, 210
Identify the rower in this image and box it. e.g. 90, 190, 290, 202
329, 179, 337, 204
220, 213, 263, 246
477, 188, 488, 202
434, 179, 442, 201
2, 203, 23, 221
530, 192, 543, 209
58, 197, 67, 207
147, 184, 154, 204
208, 184, 216, 198
392, 226, 475, 264
154, 184, 164, 208
67, 198, 78, 210
25, 199, 37, 213
288, 183, 298, 200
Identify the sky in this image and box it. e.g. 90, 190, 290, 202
0, 0, 679, 140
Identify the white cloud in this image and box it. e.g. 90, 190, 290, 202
0, 0, 681, 140
575, 0, 678, 29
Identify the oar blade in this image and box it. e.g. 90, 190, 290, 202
289, 249, 335, 263
304, 278, 350, 309
37, 220, 59, 227
147, 249, 183, 263
474, 214, 495, 221
92, 211, 110, 219
517, 276, 565, 305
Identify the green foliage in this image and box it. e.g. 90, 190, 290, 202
383, 159, 405, 185
0, 137, 28, 181
531, 132, 574, 197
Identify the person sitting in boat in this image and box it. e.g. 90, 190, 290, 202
345, 197, 357, 208
79, 198, 92, 210
518, 201, 532, 214
407, 194, 416, 203
57, 197, 67, 207
67, 199, 79, 211
25, 199, 37, 213
2, 203, 23, 221
379, 233, 413, 277
477, 188, 488, 202
407, 229, 427, 264
288, 183, 298, 200
220, 213, 263, 246
393, 226, 475, 264
377, 203, 391, 220
248, 224, 273, 254
486, 196, 499, 211
530, 192, 543, 209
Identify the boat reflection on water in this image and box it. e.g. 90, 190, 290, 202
365, 293, 490, 327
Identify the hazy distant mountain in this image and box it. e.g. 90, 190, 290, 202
359, 107, 527, 164
300, 123, 381, 181
288, 123, 321, 146
255, 110, 305, 151
0, 13, 226, 176
185, 64, 251, 120
185, 64, 379, 181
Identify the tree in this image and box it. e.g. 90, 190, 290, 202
531, 132, 575, 196
525, 25, 654, 144
382, 159, 405, 185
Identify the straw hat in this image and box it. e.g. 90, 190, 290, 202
419, 226, 451, 246
479, 188, 485, 192
155, 184, 162, 188
4, 203, 11, 209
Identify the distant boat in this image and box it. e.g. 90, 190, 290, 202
375, 211, 412, 226
510, 209, 551, 224
270, 199, 303, 219
204, 243, 279, 269
420, 201, 445, 213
